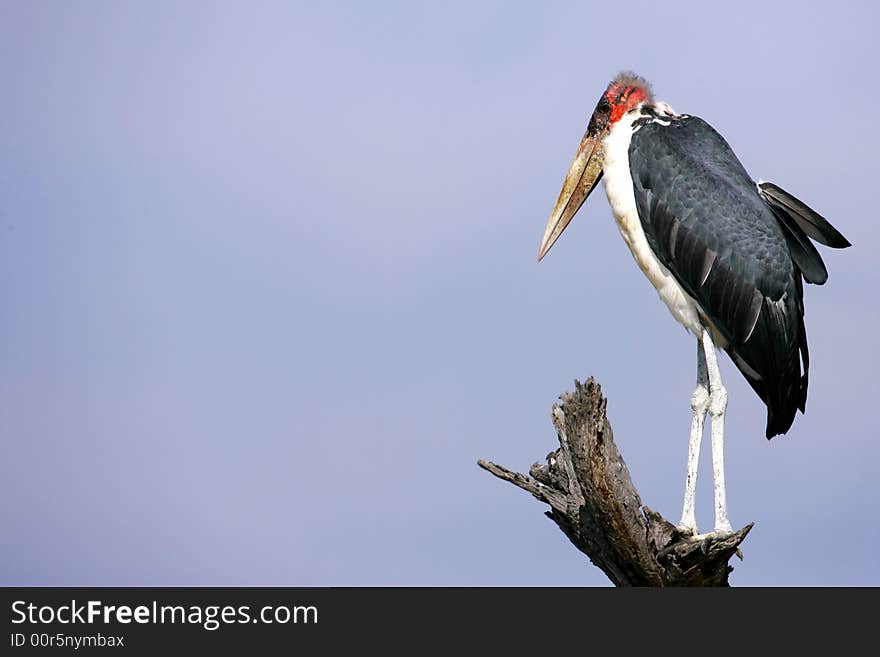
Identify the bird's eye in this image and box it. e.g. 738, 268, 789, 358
597, 98, 611, 115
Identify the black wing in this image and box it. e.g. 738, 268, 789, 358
629, 116, 809, 438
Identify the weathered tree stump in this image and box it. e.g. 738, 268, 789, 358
479, 377, 752, 586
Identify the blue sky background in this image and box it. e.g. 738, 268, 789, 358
1, 1, 877, 586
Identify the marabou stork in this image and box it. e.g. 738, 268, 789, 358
538, 72, 850, 536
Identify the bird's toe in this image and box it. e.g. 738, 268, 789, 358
675, 523, 697, 537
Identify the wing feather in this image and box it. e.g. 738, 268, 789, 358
758, 182, 851, 248
773, 208, 828, 284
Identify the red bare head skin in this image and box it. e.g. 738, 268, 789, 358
585, 72, 653, 138
604, 72, 653, 124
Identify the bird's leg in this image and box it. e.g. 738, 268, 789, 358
701, 328, 733, 535
678, 338, 708, 535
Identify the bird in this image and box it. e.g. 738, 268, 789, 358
537, 72, 850, 537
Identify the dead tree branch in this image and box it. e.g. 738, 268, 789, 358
479, 377, 752, 586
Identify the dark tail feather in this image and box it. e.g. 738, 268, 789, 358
758, 182, 851, 249
726, 285, 808, 439
773, 207, 828, 284
751, 182, 845, 432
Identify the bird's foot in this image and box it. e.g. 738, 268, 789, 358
713, 520, 734, 538
690, 527, 734, 541
675, 522, 698, 537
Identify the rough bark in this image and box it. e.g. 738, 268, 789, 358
478, 377, 752, 586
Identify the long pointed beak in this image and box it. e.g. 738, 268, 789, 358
537, 133, 604, 261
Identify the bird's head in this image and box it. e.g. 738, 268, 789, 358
538, 72, 653, 261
